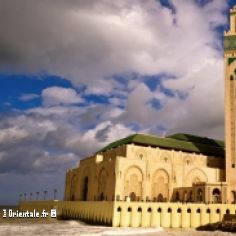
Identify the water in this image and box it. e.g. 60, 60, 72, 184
0, 221, 234, 236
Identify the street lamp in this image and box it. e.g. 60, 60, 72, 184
36, 192, 39, 200
43, 190, 48, 200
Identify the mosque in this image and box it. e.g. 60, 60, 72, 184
64, 6, 236, 207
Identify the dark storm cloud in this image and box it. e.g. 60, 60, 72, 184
95, 124, 112, 142
0, 147, 73, 174
0, 113, 78, 174
0, 41, 21, 65
0, 104, 125, 174
0, 0, 122, 79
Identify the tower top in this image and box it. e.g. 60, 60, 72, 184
225, 6, 236, 36
231, 5, 236, 12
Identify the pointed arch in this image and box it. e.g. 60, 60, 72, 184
212, 188, 221, 203
70, 174, 78, 201
97, 167, 108, 200
185, 168, 208, 187
151, 169, 169, 202
231, 190, 236, 204
124, 165, 143, 201
80, 166, 91, 201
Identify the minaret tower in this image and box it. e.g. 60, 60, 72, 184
224, 5, 236, 198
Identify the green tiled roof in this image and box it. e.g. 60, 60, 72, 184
167, 133, 224, 147
97, 133, 225, 158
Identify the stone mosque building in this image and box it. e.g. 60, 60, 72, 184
64, 6, 236, 206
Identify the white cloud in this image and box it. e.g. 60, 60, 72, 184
0, 1, 227, 81
42, 86, 83, 106
0, 127, 28, 143
64, 121, 133, 156
32, 152, 77, 171
161, 58, 224, 138
0, 1, 228, 169
0, 0, 227, 139
0, 1, 228, 140
19, 93, 39, 101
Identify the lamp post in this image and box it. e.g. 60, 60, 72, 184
43, 190, 48, 200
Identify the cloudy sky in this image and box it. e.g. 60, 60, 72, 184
0, 0, 235, 205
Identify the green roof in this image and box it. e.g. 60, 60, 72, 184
167, 133, 224, 147
97, 133, 225, 158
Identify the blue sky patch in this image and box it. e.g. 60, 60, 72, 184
0, 74, 73, 112
159, 0, 176, 14
143, 75, 161, 92
112, 74, 130, 87
128, 122, 141, 132
194, 0, 213, 8
83, 94, 110, 105
148, 98, 162, 110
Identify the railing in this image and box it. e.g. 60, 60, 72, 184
113, 202, 236, 227
19, 201, 113, 225
19, 201, 236, 228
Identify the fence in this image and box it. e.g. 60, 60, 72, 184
20, 201, 113, 225
113, 202, 236, 227
20, 201, 236, 228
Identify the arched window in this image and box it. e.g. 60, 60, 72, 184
183, 191, 188, 202
197, 188, 203, 202
157, 193, 164, 202
98, 168, 108, 201
175, 191, 180, 202
185, 168, 207, 187
82, 177, 89, 201
151, 169, 169, 202
231, 191, 236, 204
124, 166, 143, 201
130, 192, 136, 201
189, 191, 193, 202
100, 192, 104, 201
193, 177, 201, 184
212, 188, 221, 203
